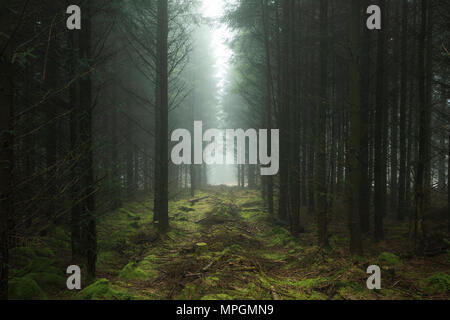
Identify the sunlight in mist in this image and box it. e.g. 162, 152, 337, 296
200, 0, 237, 186
201, 0, 233, 94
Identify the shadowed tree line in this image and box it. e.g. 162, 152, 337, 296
222, 0, 449, 255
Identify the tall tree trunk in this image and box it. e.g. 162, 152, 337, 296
390, 1, 401, 214
359, 0, 371, 233
398, 0, 408, 221
288, 0, 301, 236
80, 2, 97, 279
126, 125, 134, 198
423, 1, 433, 210
44, 1, 59, 221
0, 0, 13, 299
111, 87, 121, 210
374, 0, 387, 242
414, 0, 429, 255
278, 0, 291, 222
155, 0, 169, 232
69, 27, 82, 260
347, 0, 363, 255
315, 0, 329, 247
261, 0, 274, 216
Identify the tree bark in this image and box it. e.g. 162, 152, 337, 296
0, 0, 13, 299
79, 1, 97, 279
398, 0, 408, 221
315, 0, 329, 247
155, 0, 169, 232
374, 0, 387, 241
414, 0, 429, 256
347, 0, 363, 255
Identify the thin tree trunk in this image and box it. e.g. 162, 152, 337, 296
414, 0, 429, 255
347, 0, 363, 255
390, 1, 401, 214
80, 2, 97, 279
0, 0, 13, 298
69, 27, 82, 260
359, 0, 371, 233
398, 0, 408, 221
261, 0, 274, 216
155, 0, 169, 232
374, 0, 387, 241
315, 0, 329, 247
278, 0, 291, 222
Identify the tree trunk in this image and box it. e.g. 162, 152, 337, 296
261, 0, 274, 216
0, 0, 13, 298
347, 0, 363, 255
390, 1, 401, 214
44, 0, 59, 221
315, 0, 329, 247
359, 0, 371, 233
69, 27, 82, 260
278, 0, 291, 223
374, 0, 387, 241
398, 0, 408, 221
79, 2, 97, 279
155, 0, 169, 232
414, 0, 429, 256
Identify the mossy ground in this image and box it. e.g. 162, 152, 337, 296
7, 187, 450, 300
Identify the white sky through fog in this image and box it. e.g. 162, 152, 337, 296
201, 0, 233, 94
200, 0, 237, 186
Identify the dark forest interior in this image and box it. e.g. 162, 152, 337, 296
0, 0, 449, 300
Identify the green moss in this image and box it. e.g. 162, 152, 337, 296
338, 283, 370, 300
240, 210, 263, 221
375, 252, 400, 267
262, 252, 286, 261
119, 262, 147, 281
226, 244, 244, 253
177, 283, 200, 300
420, 272, 450, 295
294, 277, 328, 289
25, 272, 65, 289
20, 257, 59, 275
264, 227, 292, 247
78, 279, 133, 300
137, 255, 159, 279
8, 277, 47, 300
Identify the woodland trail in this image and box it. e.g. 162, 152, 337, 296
81, 186, 449, 300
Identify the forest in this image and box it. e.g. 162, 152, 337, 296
0, 0, 449, 301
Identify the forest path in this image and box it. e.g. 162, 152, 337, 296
90, 187, 448, 300
95, 187, 334, 300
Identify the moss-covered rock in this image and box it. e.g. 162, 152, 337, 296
8, 277, 47, 300
420, 272, 450, 295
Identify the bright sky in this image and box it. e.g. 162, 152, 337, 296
201, 0, 233, 94
200, 0, 237, 186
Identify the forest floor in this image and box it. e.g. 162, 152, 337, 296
8, 186, 450, 300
